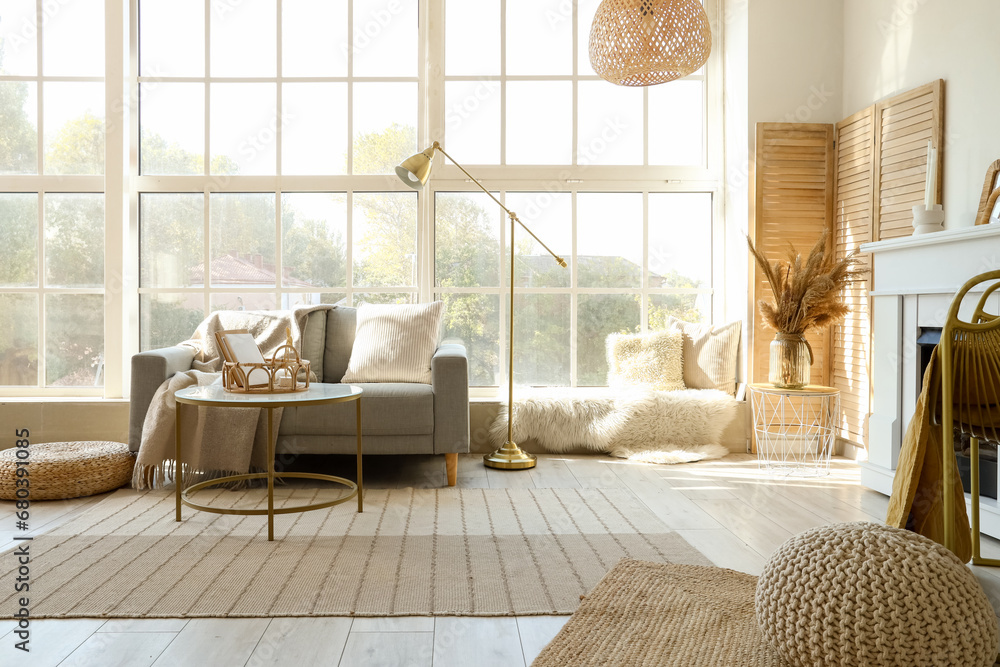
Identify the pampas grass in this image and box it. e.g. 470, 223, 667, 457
747, 232, 865, 335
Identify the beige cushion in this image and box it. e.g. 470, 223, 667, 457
755, 521, 998, 667
666, 317, 741, 396
605, 329, 684, 391
342, 301, 444, 384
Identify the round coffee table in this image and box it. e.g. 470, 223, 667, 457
174, 382, 363, 540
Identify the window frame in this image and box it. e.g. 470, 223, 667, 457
0, 0, 121, 397
426, 0, 725, 394
0, 0, 725, 398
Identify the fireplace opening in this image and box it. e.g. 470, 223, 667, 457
918, 326, 999, 499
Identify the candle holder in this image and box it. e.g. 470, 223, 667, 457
912, 203, 944, 235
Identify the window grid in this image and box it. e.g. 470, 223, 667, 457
1, 0, 724, 396
0, 0, 107, 395
135, 0, 422, 354
432, 188, 714, 390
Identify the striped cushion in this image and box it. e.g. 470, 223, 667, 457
341, 301, 444, 384
666, 317, 741, 396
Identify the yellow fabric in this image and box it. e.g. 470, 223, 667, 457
886, 349, 972, 563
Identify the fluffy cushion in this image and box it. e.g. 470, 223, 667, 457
666, 317, 741, 395
755, 521, 999, 667
341, 301, 444, 384
606, 329, 684, 391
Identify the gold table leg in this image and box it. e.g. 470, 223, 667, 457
356, 398, 363, 513
175, 403, 182, 522
267, 406, 275, 541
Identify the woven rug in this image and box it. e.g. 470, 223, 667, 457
0, 487, 708, 618
532, 559, 787, 667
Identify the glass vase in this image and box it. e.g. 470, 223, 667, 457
769, 333, 812, 389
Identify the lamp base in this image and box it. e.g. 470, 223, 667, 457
483, 441, 537, 470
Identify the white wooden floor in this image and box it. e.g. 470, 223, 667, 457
2, 452, 997, 667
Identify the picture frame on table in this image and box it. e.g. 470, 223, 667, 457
214, 329, 267, 388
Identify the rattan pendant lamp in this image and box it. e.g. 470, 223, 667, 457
589, 0, 712, 86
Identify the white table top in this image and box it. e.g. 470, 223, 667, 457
175, 382, 363, 408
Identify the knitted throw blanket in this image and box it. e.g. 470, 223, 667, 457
132, 305, 330, 490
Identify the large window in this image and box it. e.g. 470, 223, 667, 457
433, 0, 719, 389
136, 0, 421, 350
0, 0, 722, 397
0, 0, 107, 392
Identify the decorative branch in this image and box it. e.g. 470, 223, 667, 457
747, 232, 866, 335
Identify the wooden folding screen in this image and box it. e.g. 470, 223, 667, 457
750, 82, 944, 450
832, 108, 874, 447
750, 123, 835, 387
873, 80, 945, 241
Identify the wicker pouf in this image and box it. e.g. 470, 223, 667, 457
755, 521, 998, 667
0, 441, 135, 500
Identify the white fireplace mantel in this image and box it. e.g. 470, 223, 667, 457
861, 223, 1000, 538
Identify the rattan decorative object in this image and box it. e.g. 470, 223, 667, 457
588, 0, 712, 87
755, 522, 999, 667
0, 441, 135, 500
222, 344, 311, 393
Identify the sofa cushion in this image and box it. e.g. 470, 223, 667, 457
606, 329, 685, 391
279, 382, 434, 436
301, 309, 328, 381
324, 307, 357, 383
342, 301, 444, 384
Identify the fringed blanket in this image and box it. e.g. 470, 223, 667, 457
490, 387, 739, 464
133, 305, 330, 489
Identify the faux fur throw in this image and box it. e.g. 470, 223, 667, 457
132, 305, 329, 490
490, 388, 739, 464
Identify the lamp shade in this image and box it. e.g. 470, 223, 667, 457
395, 145, 437, 191
589, 0, 712, 87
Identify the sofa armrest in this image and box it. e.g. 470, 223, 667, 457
431, 343, 470, 454
128, 346, 196, 452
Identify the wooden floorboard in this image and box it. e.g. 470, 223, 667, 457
4, 453, 998, 666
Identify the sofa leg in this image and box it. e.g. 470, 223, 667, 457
445, 453, 458, 487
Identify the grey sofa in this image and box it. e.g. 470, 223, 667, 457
128, 306, 470, 485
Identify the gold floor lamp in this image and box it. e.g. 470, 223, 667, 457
395, 141, 567, 470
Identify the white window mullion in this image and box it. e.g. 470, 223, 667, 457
499, 0, 507, 166
202, 189, 211, 315
203, 0, 211, 178
569, 190, 578, 387
641, 190, 649, 333
36, 193, 45, 388
346, 190, 354, 305
35, 0, 43, 175
104, 0, 126, 398
126, 0, 141, 393
346, 0, 354, 176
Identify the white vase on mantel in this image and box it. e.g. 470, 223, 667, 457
912, 204, 945, 235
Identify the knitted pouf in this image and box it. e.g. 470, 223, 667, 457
755, 521, 998, 667
0, 441, 135, 500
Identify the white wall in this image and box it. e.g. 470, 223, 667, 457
722, 0, 749, 327
748, 0, 845, 136
843, 0, 1000, 228
723, 0, 843, 382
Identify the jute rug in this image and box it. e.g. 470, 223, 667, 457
532, 559, 786, 667
0, 487, 709, 618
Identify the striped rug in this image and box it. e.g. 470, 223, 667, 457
1, 487, 709, 618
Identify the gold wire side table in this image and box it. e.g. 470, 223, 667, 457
748, 383, 840, 477
174, 382, 364, 540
